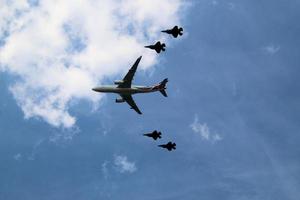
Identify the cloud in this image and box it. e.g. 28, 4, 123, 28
211, 1, 218, 6
27, 139, 44, 160
13, 153, 22, 161
228, 2, 236, 10
49, 126, 80, 143
190, 115, 222, 143
102, 161, 110, 179
0, 0, 185, 128
114, 155, 137, 173
263, 44, 280, 55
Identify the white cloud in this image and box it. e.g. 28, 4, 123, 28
263, 44, 280, 55
211, 1, 218, 6
190, 115, 222, 143
114, 155, 137, 173
14, 153, 22, 161
27, 139, 44, 160
49, 126, 80, 143
228, 2, 236, 10
102, 161, 110, 179
0, 0, 185, 128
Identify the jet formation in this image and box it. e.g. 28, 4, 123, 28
93, 26, 183, 152
143, 130, 176, 152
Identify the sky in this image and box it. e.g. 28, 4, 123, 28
0, 0, 300, 199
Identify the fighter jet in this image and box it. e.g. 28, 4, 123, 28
162, 26, 183, 38
158, 142, 176, 151
145, 41, 166, 53
143, 130, 162, 140
92, 56, 168, 114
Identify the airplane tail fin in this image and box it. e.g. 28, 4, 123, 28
158, 132, 162, 139
160, 90, 168, 97
153, 78, 168, 97
161, 43, 166, 52
159, 78, 168, 87
173, 143, 176, 150
159, 78, 168, 97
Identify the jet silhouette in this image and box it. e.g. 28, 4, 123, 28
158, 142, 176, 151
143, 130, 162, 140
162, 26, 183, 38
145, 41, 166, 53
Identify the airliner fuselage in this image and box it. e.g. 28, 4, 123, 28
92, 85, 160, 95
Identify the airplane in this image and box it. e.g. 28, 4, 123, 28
158, 142, 176, 151
162, 26, 183, 38
143, 130, 162, 140
145, 41, 166, 53
92, 56, 168, 114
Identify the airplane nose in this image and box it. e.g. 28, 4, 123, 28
92, 88, 97, 91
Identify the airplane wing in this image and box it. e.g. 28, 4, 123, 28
172, 32, 178, 38
121, 95, 142, 114
117, 56, 142, 88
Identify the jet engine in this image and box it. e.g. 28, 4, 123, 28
114, 80, 124, 85
115, 98, 125, 103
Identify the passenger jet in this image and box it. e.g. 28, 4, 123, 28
92, 56, 168, 114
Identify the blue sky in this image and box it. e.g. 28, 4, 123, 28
1, 0, 300, 199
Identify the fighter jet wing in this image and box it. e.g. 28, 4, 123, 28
155, 48, 161, 53
172, 32, 178, 38
117, 56, 142, 88
121, 95, 142, 114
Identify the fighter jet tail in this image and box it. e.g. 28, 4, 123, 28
172, 144, 176, 150
158, 132, 162, 139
